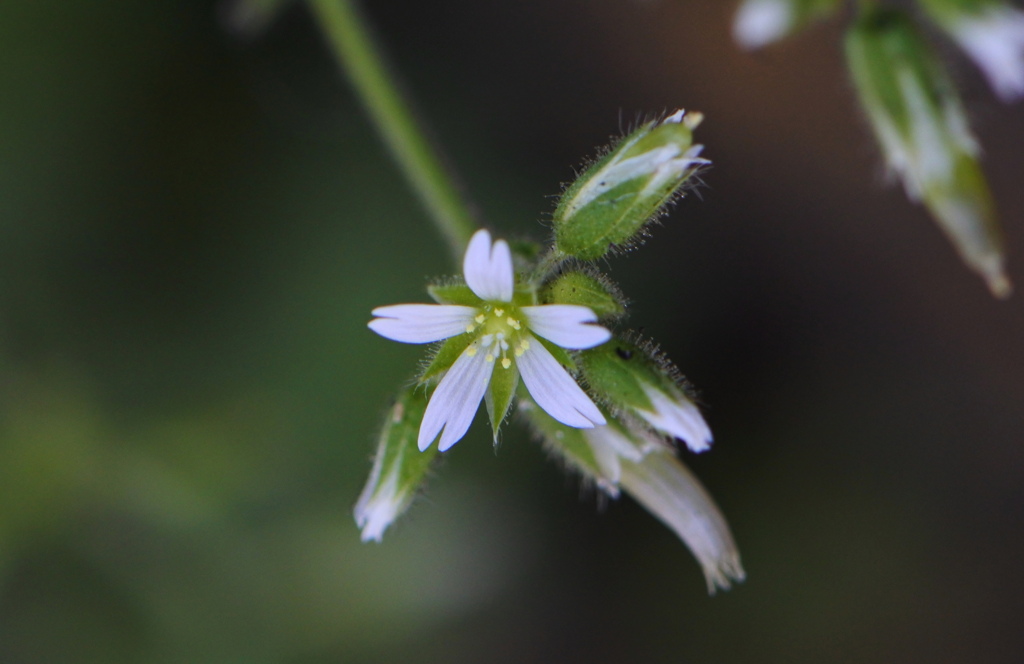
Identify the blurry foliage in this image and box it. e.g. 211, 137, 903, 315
1, 0, 1023, 663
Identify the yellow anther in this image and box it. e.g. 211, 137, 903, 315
520, 339, 530, 350
485, 353, 495, 363
507, 317, 520, 330
494, 308, 505, 317
466, 346, 478, 357
465, 324, 476, 333
501, 358, 511, 369
475, 314, 486, 324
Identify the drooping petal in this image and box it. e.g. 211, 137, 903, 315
368, 304, 476, 344
522, 305, 612, 349
619, 448, 745, 594
418, 344, 495, 451
639, 384, 713, 453
463, 229, 514, 302
517, 335, 605, 429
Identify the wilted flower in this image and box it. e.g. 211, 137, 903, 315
369, 229, 611, 452
524, 402, 743, 593
733, 0, 842, 50
581, 336, 713, 453
354, 388, 436, 541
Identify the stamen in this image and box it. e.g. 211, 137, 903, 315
501, 358, 511, 369
507, 317, 520, 330
475, 314, 486, 324
485, 353, 494, 363
466, 345, 478, 357
465, 324, 476, 334
494, 308, 505, 317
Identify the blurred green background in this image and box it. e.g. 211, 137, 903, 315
2, 0, 1023, 662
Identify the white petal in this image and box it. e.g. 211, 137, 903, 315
418, 345, 495, 451
517, 336, 605, 429
368, 304, 476, 344
463, 229, 514, 302
639, 384, 713, 453
733, 0, 793, 50
521, 305, 611, 350
953, 8, 1024, 101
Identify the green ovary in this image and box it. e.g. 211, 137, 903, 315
464, 303, 530, 369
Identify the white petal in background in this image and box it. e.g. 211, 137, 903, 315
952, 8, 1024, 102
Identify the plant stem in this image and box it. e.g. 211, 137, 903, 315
307, 0, 477, 263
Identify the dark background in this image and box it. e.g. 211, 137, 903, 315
2, 0, 1023, 662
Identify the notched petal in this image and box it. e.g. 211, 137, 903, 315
369, 304, 476, 344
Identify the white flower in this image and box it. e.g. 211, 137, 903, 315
948, 5, 1024, 102
369, 229, 610, 452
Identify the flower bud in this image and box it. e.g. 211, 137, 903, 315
845, 7, 1011, 297
553, 110, 708, 260
354, 388, 438, 541
539, 269, 626, 320
733, 0, 842, 50
580, 337, 712, 453
917, 0, 1024, 102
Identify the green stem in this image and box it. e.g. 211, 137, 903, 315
307, 0, 477, 263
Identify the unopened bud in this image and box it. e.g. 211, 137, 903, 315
553, 110, 708, 260
540, 269, 626, 320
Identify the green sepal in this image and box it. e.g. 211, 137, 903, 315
353, 387, 438, 541
540, 270, 626, 320
580, 340, 654, 411
484, 364, 519, 441
419, 333, 473, 383
427, 280, 481, 306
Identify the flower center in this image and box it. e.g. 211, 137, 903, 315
463, 304, 529, 370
